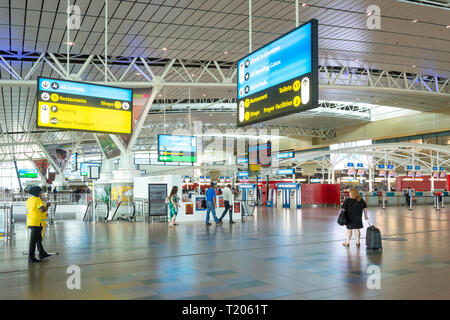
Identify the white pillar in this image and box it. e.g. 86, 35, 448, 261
369, 167, 373, 192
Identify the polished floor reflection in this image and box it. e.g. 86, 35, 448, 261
1, 205, 449, 300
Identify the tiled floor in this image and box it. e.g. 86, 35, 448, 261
0, 205, 449, 300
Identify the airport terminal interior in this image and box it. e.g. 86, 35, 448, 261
0, 0, 450, 300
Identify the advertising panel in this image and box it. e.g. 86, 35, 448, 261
37, 77, 132, 134
148, 184, 167, 217
43, 143, 74, 171
71, 152, 78, 172
33, 159, 50, 179
237, 19, 318, 126
97, 134, 121, 159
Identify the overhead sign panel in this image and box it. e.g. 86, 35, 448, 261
18, 169, 38, 178
80, 163, 100, 176
276, 151, 294, 160
237, 19, 318, 126
158, 135, 197, 163
276, 168, 295, 175
37, 77, 132, 134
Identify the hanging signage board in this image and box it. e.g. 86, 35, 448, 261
37, 77, 132, 134
237, 19, 318, 126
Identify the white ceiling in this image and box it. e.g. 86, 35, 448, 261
0, 0, 449, 135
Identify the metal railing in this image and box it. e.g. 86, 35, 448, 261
0, 191, 92, 204
0, 202, 14, 239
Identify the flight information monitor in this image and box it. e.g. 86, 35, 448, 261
80, 163, 101, 176
37, 77, 133, 134
158, 135, 197, 163
237, 19, 318, 127
18, 169, 38, 178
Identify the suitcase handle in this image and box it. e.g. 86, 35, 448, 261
366, 219, 372, 227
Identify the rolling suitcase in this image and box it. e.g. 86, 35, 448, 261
366, 220, 382, 251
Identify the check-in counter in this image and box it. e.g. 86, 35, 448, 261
360, 191, 448, 207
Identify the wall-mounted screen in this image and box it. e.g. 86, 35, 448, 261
237, 19, 318, 126
158, 134, 197, 163
89, 166, 100, 179
37, 77, 132, 134
19, 169, 38, 178
80, 162, 101, 176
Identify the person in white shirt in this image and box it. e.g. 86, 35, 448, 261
219, 184, 235, 224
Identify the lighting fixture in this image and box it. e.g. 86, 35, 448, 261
162, 47, 168, 51
224, 51, 228, 54
64, 42, 75, 46
412, 19, 419, 23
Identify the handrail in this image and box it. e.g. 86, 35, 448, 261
111, 201, 135, 221
83, 201, 93, 222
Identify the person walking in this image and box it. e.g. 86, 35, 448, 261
168, 186, 180, 226
52, 186, 57, 201
205, 182, 222, 226
341, 189, 368, 247
219, 184, 235, 224
26, 186, 52, 263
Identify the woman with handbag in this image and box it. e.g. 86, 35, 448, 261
340, 189, 368, 247
168, 186, 180, 226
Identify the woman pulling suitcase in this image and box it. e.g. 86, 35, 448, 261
340, 189, 369, 247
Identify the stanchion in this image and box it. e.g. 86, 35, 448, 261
409, 196, 413, 211
441, 195, 445, 208
435, 196, 440, 211
382, 193, 385, 209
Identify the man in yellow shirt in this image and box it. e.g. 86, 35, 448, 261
26, 186, 51, 263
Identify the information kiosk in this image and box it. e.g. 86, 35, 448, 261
276, 183, 301, 209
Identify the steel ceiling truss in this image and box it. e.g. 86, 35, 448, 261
285, 143, 450, 171
319, 65, 449, 94
141, 123, 336, 139
0, 51, 448, 96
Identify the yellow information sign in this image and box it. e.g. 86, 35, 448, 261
37, 77, 133, 134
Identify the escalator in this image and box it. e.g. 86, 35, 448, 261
111, 201, 136, 221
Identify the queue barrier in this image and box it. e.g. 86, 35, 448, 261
0, 202, 14, 239
348, 191, 450, 208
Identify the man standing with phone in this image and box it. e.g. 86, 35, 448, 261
205, 182, 222, 226
26, 186, 52, 263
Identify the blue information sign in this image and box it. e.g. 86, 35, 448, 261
276, 168, 295, 175
347, 163, 354, 167
237, 19, 318, 126
407, 165, 413, 170
387, 164, 394, 169
378, 164, 385, 169
158, 135, 197, 162
415, 166, 420, 170
276, 151, 294, 160
357, 163, 364, 168
238, 171, 249, 178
